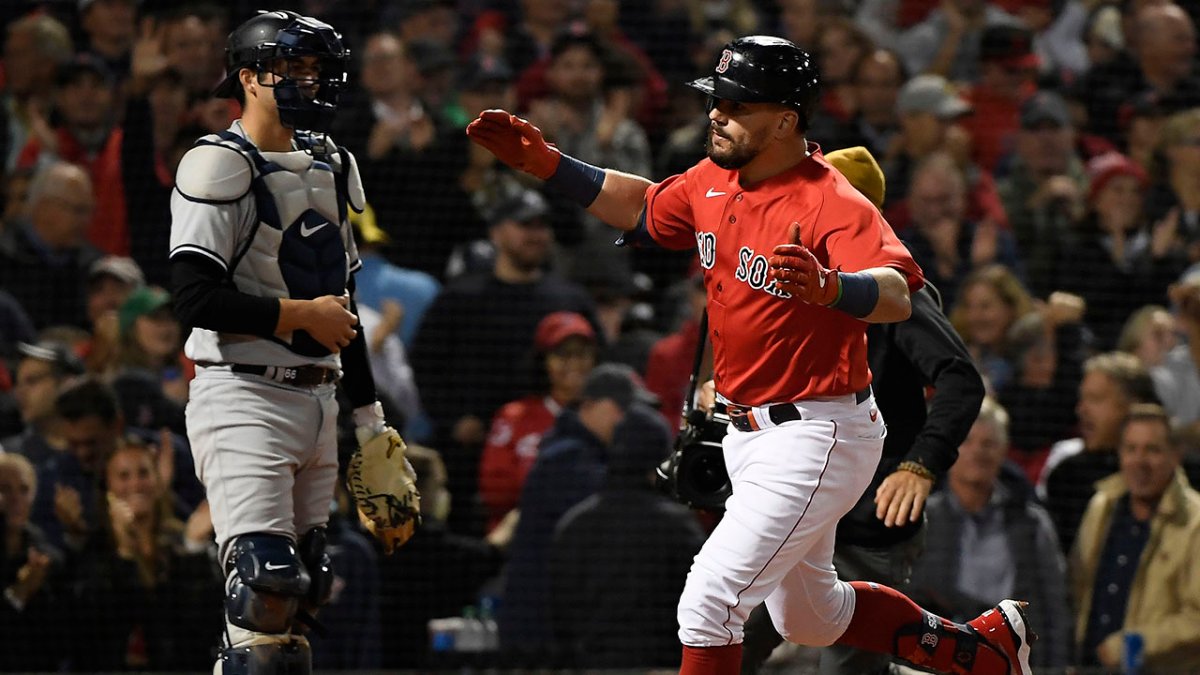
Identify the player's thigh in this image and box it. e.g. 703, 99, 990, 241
293, 383, 340, 535
765, 525, 851, 647
678, 419, 869, 644
187, 372, 319, 555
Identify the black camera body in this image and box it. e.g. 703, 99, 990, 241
656, 407, 733, 511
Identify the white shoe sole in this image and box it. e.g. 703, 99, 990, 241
996, 599, 1034, 675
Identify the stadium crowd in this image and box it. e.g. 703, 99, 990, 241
0, 0, 1198, 672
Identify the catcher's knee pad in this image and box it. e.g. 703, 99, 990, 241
216, 634, 310, 675
224, 534, 311, 634
298, 527, 333, 610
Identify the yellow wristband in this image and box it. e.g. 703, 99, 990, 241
897, 460, 935, 481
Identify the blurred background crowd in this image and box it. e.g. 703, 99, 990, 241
0, 0, 1198, 672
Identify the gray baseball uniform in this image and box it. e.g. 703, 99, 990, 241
170, 120, 365, 562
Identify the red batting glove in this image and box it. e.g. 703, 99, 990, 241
768, 223, 840, 305
465, 109, 562, 180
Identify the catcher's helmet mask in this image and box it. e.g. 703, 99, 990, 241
214, 10, 348, 134
688, 35, 820, 129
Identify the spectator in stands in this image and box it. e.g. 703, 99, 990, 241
909, 397, 1073, 669
78, 0, 137, 78
499, 364, 654, 662
112, 286, 189, 405
1, 341, 84, 467
526, 30, 651, 276
1081, 2, 1200, 144
388, 0, 458, 51
808, 17, 874, 135
72, 439, 221, 670
412, 188, 594, 534
17, 54, 128, 257
0, 162, 101, 330
349, 204, 440, 349
1154, 277, 1200, 437
159, 6, 227, 101
824, 48, 906, 160
335, 30, 483, 278
895, 0, 1022, 82
997, 91, 1088, 297
31, 376, 120, 551
1020, 0, 1089, 82
480, 311, 597, 531
645, 273, 707, 425
550, 405, 704, 668
1146, 108, 1200, 256
1000, 293, 1089, 482
0, 14, 74, 171
901, 153, 1021, 309
0, 453, 65, 672
121, 67, 192, 287
1041, 352, 1159, 554
377, 444, 510, 669
1122, 91, 1167, 174
882, 74, 1007, 231
949, 264, 1035, 393
445, 53, 518, 130
83, 256, 144, 372
961, 25, 1040, 173
1119, 305, 1177, 369
1070, 403, 1200, 672
1054, 151, 1183, 350
504, 0, 572, 74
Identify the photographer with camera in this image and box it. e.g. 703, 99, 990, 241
658, 147, 986, 675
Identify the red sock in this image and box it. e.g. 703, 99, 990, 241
836, 581, 1009, 675
679, 643, 743, 675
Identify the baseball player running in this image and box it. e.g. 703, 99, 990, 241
468, 36, 1033, 675
169, 11, 417, 675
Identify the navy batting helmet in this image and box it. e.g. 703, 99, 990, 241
213, 10, 348, 133
688, 36, 820, 127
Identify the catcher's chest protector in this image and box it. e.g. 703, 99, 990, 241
193, 129, 353, 358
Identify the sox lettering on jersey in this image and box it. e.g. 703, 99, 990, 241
734, 246, 792, 299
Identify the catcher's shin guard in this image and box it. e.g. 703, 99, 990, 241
215, 634, 311, 675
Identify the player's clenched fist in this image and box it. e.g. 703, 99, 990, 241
466, 109, 561, 180
768, 222, 840, 306
305, 294, 358, 352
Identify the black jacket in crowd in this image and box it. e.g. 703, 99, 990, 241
836, 285, 986, 548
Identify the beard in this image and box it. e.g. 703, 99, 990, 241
705, 128, 759, 169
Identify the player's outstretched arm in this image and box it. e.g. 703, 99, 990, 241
466, 109, 650, 231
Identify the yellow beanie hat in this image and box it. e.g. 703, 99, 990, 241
826, 146, 886, 210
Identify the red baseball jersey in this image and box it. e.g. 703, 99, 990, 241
644, 144, 923, 406
478, 395, 561, 530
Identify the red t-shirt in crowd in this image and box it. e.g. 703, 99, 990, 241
18, 127, 129, 256
643, 145, 923, 406
478, 395, 562, 531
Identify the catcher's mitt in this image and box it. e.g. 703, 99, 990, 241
346, 426, 421, 554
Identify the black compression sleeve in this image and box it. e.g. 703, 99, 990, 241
339, 276, 378, 409
170, 254, 280, 337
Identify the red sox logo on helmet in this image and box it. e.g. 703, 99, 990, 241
716, 49, 733, 74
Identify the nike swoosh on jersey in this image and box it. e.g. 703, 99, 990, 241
705, 188, 727, 198
300, 221, 329, 237
264, 562, 290, 571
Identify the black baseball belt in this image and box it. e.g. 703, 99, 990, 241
718, 386, 872, 432
197, 362, 339, 387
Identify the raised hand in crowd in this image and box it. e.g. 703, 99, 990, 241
1038, 291, 1086, 327
183, 499, 214, 549
129, 17, 169, 96
7, 547, 51, 607
1151, 207, 1182, 261
106, 492, 140, 560
53, 484, 87, 539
